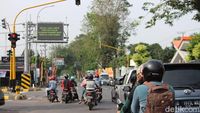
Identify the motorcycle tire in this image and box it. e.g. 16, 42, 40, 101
50, 95, 55, 103
98, 95, 102, 103
74, 93, 79, 100
88, 102, 93, 110
65, 95, 69, 104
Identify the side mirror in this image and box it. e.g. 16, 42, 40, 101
123, 86, 131, 92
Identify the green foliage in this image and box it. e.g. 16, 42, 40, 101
128, 42, 149, 54
192, 43, 200, 59
162, 46, 176, 63
132, 44, 151, 66
149, 43, 163, 60
142, 0, 200, 28
186, 33, 200, 61
68, 34, 99, 71
49, 45, 76, 76
129, 43, 175, 63
82, 0, 134, 68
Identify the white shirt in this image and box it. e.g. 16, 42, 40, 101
86, 80, 96, 90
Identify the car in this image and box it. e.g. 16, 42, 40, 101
100, 73, 110, 85
162, 63, 200, 113
0, 88, 5, 106
108, 77, 115, 86
111, 69, 136, 102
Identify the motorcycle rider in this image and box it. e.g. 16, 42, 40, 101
46, 76, 59, 102
79, 75, 88, 104
94, 74, 101, 87
94, 74, 102, 102
85, 73, 98, 105
61, 74, 73, 102
70, 76, 79, 100
131, 60, 175, 113
70, 76, 77, 87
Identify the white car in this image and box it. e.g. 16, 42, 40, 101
111, 69, 136, 102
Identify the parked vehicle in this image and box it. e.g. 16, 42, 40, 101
162, 63, 200, 113
0, 88, 5, 106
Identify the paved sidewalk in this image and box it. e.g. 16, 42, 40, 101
1, 87, 43, 101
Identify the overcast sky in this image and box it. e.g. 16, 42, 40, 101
0, 0, 200, 58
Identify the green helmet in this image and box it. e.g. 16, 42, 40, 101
70, 76, 75, 80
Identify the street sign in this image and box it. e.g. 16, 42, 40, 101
53, 58, 64, 66
37, 22, 64, 40
1, 57, 9, 63
1, 57, 24, 63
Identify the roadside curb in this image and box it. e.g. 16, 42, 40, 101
2, 87, 43, 101
4, 93, 28, 100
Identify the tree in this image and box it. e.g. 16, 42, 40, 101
141, 0, 200, 27
68, 34, 100, 71
132, 44, 151, 66
162, 46, 176, 63
192, 43, 200, 59
149, 43, 163, 60
82, 0, 135, 68
128, 42, 149, 54
49, 45, 76, 76
128, 42, 175, 63
186, 33, 200, 61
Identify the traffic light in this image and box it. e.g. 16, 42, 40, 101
1, 18, 7, 29
75, 0, 80, 5
8, 33, 20, 48
7, 50, 12, 57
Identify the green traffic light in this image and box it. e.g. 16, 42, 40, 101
7, 50, 12, 56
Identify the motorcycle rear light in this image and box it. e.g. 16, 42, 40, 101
86, 92, 92, 96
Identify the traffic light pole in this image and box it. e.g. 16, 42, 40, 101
9, 0, 66, 90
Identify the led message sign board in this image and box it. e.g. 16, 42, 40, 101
37, 22, 64, 40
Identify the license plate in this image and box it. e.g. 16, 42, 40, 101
87, 96, 93, 99
176, 100, 200, 107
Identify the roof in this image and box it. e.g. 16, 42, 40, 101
172, 36, 192, 49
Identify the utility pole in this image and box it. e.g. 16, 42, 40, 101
24, 22, 29, 74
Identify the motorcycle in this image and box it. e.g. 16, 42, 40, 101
71, 87, 79, 101
96, 87, 102, 103
62, 89, 71, 103
48, 89, 57, 103
85, 89, 97, 110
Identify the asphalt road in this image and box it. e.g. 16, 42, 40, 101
0, 86, 117, 113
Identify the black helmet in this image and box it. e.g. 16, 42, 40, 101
142, 60, 165, 82
88, 73, 94, 80
64, 74, 69, 79
129, 72, 136, 84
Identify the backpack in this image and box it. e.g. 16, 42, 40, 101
144, 82, 174, 113
64, 79, 69, 89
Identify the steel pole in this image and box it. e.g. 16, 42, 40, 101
24, 22, 29, 73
